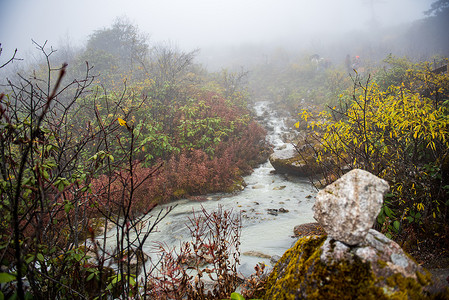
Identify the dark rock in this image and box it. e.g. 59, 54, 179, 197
293, 222, 325, 238
267, 209, 278, 216
267, 208, 289, 216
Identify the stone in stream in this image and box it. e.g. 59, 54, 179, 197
269, 148, 311, 177
269, 140, 325, 177
266, 208, 289, 216
292, 222, 325, 238
242, 251, 271, 259
313, 169, 389, 245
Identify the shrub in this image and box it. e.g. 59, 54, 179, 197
297, 61, 449, 242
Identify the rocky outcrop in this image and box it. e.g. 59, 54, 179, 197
264, 169, 449, 299
269, 147, 317, 177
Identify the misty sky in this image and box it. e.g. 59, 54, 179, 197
0, 0, 434, 60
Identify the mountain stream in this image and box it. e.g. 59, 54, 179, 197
104, 102, 317, 277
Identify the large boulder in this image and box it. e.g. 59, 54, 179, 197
269, 147, 318, 177
313, 169, 389, 245
264, 232, 449, 299
263, 169, 449, 299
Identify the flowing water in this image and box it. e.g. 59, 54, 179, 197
103, 102, 317, 277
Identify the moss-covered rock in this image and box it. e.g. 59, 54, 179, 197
225, 176, 247, 193
264, 232, 449, 299
269, 147, 319, 177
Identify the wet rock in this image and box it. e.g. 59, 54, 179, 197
113, 247, 150, 275
91, 218, 115, 236
252, 184, 265, 189
272, 185, 286, 190
267, 209, 278, 216
293, 222, 325, 238
226, 179, 246, 193
242, 251, 271, 259
281, 132, 298, 143
276, 144, 287, 150
267, 208, 289, 216
269, 148, 319, 177
264, 234, 449, 299
313, 169, 389, 245
270, 255, 281, 265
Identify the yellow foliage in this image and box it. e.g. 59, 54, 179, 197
118, 117, 127, 127
299, 65, 449, 233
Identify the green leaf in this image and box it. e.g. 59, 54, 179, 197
129, 276, 136, 286
25, 255, 35, 264
0, 272, 16, 283
42, 170, 50, 180
87, 272, 95, 281
57, 182, 65, 192
74, 253, 82, 262
37, 253, 44, 262
111, 274, 121, 284
230, 292, 245, 300
9, 292, 18, 300
377, 213, 385, 225
384, 206, 394, 218
393, 220, 400, 232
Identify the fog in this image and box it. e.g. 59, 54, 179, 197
0, 0, 436, 69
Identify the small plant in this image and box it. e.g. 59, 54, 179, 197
145, 205, 242, 300
236, 262, 268, 299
